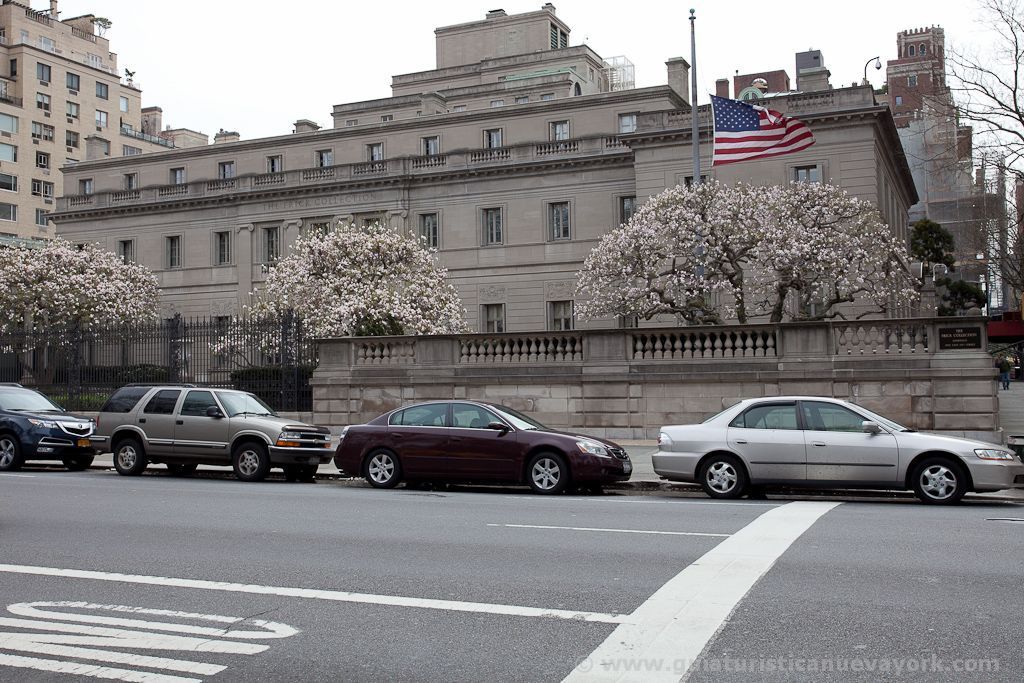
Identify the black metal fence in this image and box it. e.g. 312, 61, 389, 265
0, 314, 315, 412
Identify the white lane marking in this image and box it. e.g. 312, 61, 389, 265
0, 653, 199, 683
0, 473, 35, 478
563, 500, 840, 683
488, 524, 729, 538
0, 565, 627, 624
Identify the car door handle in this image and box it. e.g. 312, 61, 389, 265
734, 439, 747, 444
138, 418, 146, 424
812, 441, 827, 447
176, 420, 184, 425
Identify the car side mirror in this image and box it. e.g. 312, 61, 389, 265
862, 421, 881, 435
487, 421, 509, 434
206, 406, 224, 419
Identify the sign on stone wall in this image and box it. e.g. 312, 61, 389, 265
938, 326, 982, 350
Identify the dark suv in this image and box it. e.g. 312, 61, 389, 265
0, 384, 96, 471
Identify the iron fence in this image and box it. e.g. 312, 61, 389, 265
0, 314, 315, 412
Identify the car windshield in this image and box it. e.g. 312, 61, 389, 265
0, 389, 63, 412
217, 392, 276, 417
489, 405, 547, 431
848, 403, 910, 432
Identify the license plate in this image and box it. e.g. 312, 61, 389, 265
623, 462, 632, 474
77, 439, 91, 447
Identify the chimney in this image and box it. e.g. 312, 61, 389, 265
665, 57, 690, 104
84, 134, 109, 161
141, 106, 162, 136
293, 119, 321, 134
797, 66, 831, 92
715, 78, 730, 98
49, 1, 58, 18
542, 3, 556, 12
214, 129, 240, 144
486, 9, 507, 19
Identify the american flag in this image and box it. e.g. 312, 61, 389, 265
710, 95, 814, 166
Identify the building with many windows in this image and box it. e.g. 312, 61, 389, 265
52, 5, 916, 330
0, 0, 197, 240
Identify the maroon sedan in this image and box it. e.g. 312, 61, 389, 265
334, 401, 632, 494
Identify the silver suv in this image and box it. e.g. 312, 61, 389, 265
93, 385, 332, 482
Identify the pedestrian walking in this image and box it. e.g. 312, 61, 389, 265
998, 356, 1012, 390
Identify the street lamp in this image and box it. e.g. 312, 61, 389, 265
862, 56, 881, 86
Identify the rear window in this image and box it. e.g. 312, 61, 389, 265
143, 389, 181, 415
100, 386, 151, 413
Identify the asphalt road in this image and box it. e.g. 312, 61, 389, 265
1, 468, 1022, 682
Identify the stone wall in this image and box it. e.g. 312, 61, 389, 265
311, 317, 1000, 442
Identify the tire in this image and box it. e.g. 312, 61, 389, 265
113, 438, 148, 476
0, 435, 24, 471
911, 457, 968, 505
363, 449, 402, 488
62, 455, 94, 471
698, 453, 749, 499
527, 452, 569, 494
232, 442, 271, 482
166, 463, 198, 477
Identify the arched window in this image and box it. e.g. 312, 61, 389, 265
573, 83, 582, 96
908, 44, 916, 57
920, 43, 928, 56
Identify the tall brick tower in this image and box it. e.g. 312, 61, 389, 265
886, 27, 950, 128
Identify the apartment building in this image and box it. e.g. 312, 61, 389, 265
51, 5, 916, 330
0, 0, 183, 240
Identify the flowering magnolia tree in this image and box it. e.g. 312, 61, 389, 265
248, 222, 468, 338
576, 181, 918, 324
0, 238, 158, 336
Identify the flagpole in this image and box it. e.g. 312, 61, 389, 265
689, 8, 700, 186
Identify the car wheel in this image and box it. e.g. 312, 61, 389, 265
911, 457, 967, 505
699, 454, 749, 499
62, 455, 94, 471
167, 463, 198, 477
364, 449, 402, 488
528, 452, 569, 494
0, 435, 24, 471
232, 442, 271, 482
113, 438, 148, 476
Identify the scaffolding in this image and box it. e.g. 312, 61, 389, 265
603, 56, 635, 92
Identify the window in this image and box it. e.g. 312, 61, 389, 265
9, 59, 16, 79
490, 99, 505, 108
483, 128, 503, 148
344, 118, 358, 126
0, 202, 15, 221
217, 161, 235, 179
895, 95, 903, 106
683, 175, 707, 187
549, 201, 570, 240
79, 178, 93, 194
180, 390, 219, 417
482, 304, 505, 333
39, 36, 55, 52
483, 207, 503, 245
119, 95, 129, 112
95, 109, 107, 128
619, 195, 637, 223
729, 403, 799, 430
366, 143, 383, 161
123, 173, 138, 190
419, 213, 439, 249
305, 221, 331, 237
550, 120, 569, 141
35, 209, 48, 227
0, 113, 18, 133
422, 136, 439, 156
36, 93, 50, 111
617, 315, 640, 328
31, 179, 54, 197
515, 95, 529, 104
920, 43, 928, 56
166, 235, 181, 268
389, 403, 449, 427
315, 149, 333, 167
31, 122, 53, 141
800, 401, 867, 432
0, 173, 15, 192
95, 82, 108, 99
907, 44, 916, 57
381, 114, 393, 122
618, 113, 637, 134
214, 230, 232, 265
549, 300, 574, 331
117, 239, 135, 263
453, 105, 467, 112
549, 24, 568, 49
451, 403, 502, 429
170, 167, 186, 185
793, 165, 821, 183
35, 151, 49, 169
908, 74, 918, 87
540, 93, 555, 101
122, 145, 142, 156
0, 143, 16, 162
86, 53, 102, 69
36, 62, 50, 82
66, 101, 79, 118
66, 72, 80, 91
266, 155, 282, 173
143, 389, 180, 415
101, 386, 151, 413
262, 226, 280, 263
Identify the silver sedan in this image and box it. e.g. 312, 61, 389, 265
653, 396, 1024, 504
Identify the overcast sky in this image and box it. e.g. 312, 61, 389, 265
54, 0, 993, 140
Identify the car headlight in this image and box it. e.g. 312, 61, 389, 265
28, 419, 59, 429
279, 431, 303, 440
658, 432, 673, 448
975, 448, 1015, 461
576, 440, 611, 457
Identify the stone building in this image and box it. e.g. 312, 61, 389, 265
52, 5, 916, 330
